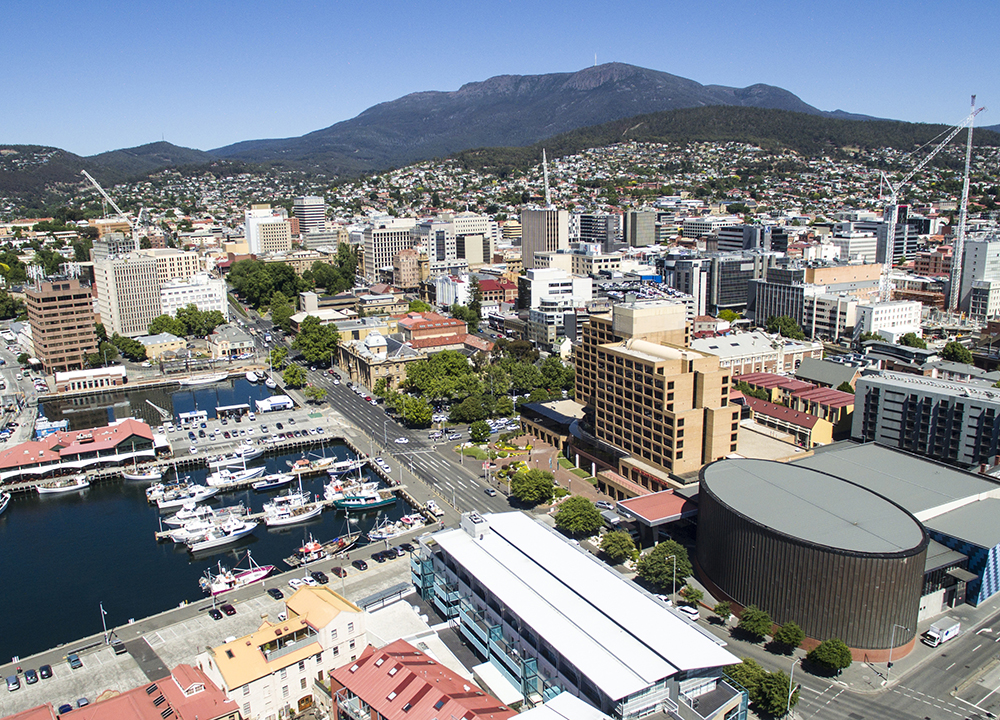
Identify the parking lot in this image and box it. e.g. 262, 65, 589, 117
162, 406, 334, 457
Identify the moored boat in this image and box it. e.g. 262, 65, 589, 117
245, 371, 259, 383
264, 501, 323, 527
206, 465, 266, 487
157, 484, 219, 511
199, 551, 274, 595
264, 377, 277, 389
326, 457, 368, 477
36, 475, 90, 494
0, 491, 10, 516
186, 517, 258, 553
163, 501, 246, 527
122, 467, 163, 482
252, 473, 295, 492
207, 445, 264, 469
283, 531, 361, 568
178, 372, 229, 386
333, 487, 395, 511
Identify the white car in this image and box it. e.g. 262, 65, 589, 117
189, 446, 197, 454
288, 578, 304, 590
301, 576, 319, 587
394, 437, 409, 444
679, 605, 700, 621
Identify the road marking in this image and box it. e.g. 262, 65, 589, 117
946, 661, 956, 670
975, 643, 983, 652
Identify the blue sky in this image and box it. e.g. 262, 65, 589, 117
4, 0, 997, 155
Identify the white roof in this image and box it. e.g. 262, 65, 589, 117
518, 692, 613, 720
433, 512, 737, 701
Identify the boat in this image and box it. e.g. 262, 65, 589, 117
206, 465, 267, 487
178, 372, 229, 386
283, 531, 361, 568
186, 517, 258, 553
252, 473, 295, 492
326, 457, 368, 477
207, 445, 264, 469
199, 551, 275, 595
245, 371, 259, 383
166, 519, 217, 543
0, 491, 10, 516
146, 480, 191, 503
157, 484, 219, 511
163, 501, 246, 527
324, 479, 377, 503
36, 475, 90, 494
264, 500, 323, 527
254, 371, 265, 382
122, 467, 163, 482
333, 487, 396, 511
263, 487, 311, 514
264, 377, 277, 389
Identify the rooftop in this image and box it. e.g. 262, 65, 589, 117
745, 397, 821, 429
737, 372, 814, 393
924, 498, 1000, 550
791, 386, 855, 408
617, 490, 698, 526
794, 357, 860, 388
701, 458, 927, 555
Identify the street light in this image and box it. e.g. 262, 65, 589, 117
100, 602, 109, 645
787, 657, 802, 717
884, 623, 909, 686
665, 554, 677, 602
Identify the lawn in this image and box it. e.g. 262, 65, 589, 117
558, 458, 574, 470
459, 446, 490, 460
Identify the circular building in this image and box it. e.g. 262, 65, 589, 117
697, 458, 927, 653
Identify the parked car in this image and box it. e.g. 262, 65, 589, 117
288, 578, 304, 590
208, 608, 223, 620
371, 551, 387, 563
267, 588, 284, 600
331, 566, 347, 578
399, 542, 415, 553
67, 653, 82, 669
595, 500, 615, 511
679, 605, 700, 621
310, 570, 329, 584
6, 675, 19, 691
352, 559, 368, 571
221, 603, 236, 616
76, 699, 89, 708
58, 705, 73, 715
38, 665, 52, 680
24, 669, 38, 684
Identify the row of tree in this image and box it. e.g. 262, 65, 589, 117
148, 305, 227, 338
228, 250, 358, 313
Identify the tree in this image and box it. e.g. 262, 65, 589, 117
807, 638, 852, 674
765, 315, 806, 341
680, 585, 704, 606
600, 530, 636, 564
899, 332, 928, 349
714, 601, 732, 622
408, 299, 432, 312
737, 604, 773, 641
292, 315, 341, 364
16, 352, 29, 365
856, 331, 881, 344
469, 420, 491, 443
717, 309, 741, 322
510, 469, 555, 506
110, 333, 147, 362
269, 346, 288, 369
303, 386, 327, 403
636, 540, 692, 590
401, 396, 433, 427
725, 659, 765, 700
95, 323, 108, 344
554, 496, 602, 535
773, 622, 805, 652
148, 314, 187, 338
494, 395, 515, 417
450, 394, 492, 423
270, 291, 294, 333
282, 365, 306, 388
450, 302, 480, 332
941, 340, 973, 365
756, 670, 798, 717
836, 381, 855, 394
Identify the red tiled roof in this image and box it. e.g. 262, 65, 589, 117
407, 334, 468, 349
618, 490, 698, 524
737, 372, 814, 392
746, 397, 820, 429
478, 279, 502, 292
464, 335, 495, 353
331, 640, 515, 720
0, 419, 153, 470
397, 312, 466, 330
791, 386, 855, 408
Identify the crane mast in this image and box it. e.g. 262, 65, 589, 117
948, 96, 982, 312
877, 102, 984, 302
80, 170, 134, 230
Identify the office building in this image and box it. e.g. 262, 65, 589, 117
362, 220, 416, 280
245, 204, 293, 255
715, 225, 788, 253
95, 254, 161, 338
410, 512, 744, 719
829, 229, 879, 263
681, 216, 741, 239
293, 195, 326, 234
691, 330, 823, 375
573, 212, 620, 252
876, 204, 918, 265
914, 245, 953, 276
521, 207, 569, 269
198, 586, 365, 720
25, 276, 97, 374
452, 211, 498, 266
91, 231, 137, 260
522, 268, 592, 309
337, 330, 423, 391
160, 272, 229, 319
392, 248, 420, 289
622, 210, 656, 247
853, 300, 922, 342
527, 297, 575, 350
958, 236, 1000, 314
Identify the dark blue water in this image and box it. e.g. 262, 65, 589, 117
0, 380, 407, 664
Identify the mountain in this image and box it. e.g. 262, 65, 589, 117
86, 141, 216, 179
984, 123, 1000, 134
209, 62, 879, 175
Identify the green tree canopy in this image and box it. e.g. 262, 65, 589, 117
450, 302, 480, 333
899, 332, 927, 349
772, 622, 805, 652
269, 291, 294, 333
282, 365, 306, 388
450, 394, 493, 423
469, 420, 491, 443
401, 396, 433, 427
303, 385, 327, 403
941, 340, 973, 365
110, 333, 147, 362
680, 585, 704, 606
713, 601, 732, 621
148, 314, 187, 337
292, 315, 341, 364
268, 346, 288, 369
717, 309, 741, 322
554, 496, 602, 535
725, 660, 798, 717
174, 305, 226, 337
408, 299, 432, 313
228, 259, 309, 309
856, 331, 881, 344
765, 315, 806, 341
510, 469, 555, 506
836, 381, 855, 394
0, 289, 26, 321
636, 540, 692, 590
600, 530, 636, 564
807, 638, 852, 674
737, 605, 773, 641
405, 350, 479, 402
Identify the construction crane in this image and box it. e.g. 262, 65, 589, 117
948, 96, 985, 312
877, 99, 984, 302
80, 169, 134, 231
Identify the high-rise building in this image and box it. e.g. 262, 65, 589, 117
293, 195, 326, 235
91, 231, 137, 261
362, 219, 416, 280
392, 248, 420, 290
245, 204, 292, 255
574, 212, 621, 252
623, 210, 657, 247
958, 236, 1000, 314
875, 204, 919, 265
160, 273, 229, 319
452, 211, 498, 266
520, 207, 569, 269
25, 277, 97, 374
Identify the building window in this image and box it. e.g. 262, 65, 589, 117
300, 678, 307, 690
349, 639, 356, 650
347, 622, 354, 634
282, 686, 289, 698
243, 703, 250, 716
333, 646, 339, 656
280, 669, 287, 680
243, 685, 250, 696
298, 661, 305, 672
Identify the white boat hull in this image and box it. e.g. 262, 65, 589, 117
158, 485, 220, 510
123, 470, 163, 482
265, 503, 324, 527
178, 372, 229, 386
187, 521, 258, 553
36, 477, 90, 494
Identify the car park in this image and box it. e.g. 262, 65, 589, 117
221, 603, 236, 616
331, 566, 347, 578
267, 587, 284, 600
208, 608, 223, 620
24, 668, 38, 684
67, 653, 82, 669
352, 559, 368, 571
38, 665, 52, 680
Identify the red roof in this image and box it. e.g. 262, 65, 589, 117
746, 397, 820, 429
397, 312, 466, 331
618, 490, 697, 524
332, 640, 515, 720
0, 419, 153, 470
791, 386, 855, 408
478, 279, 502, 293
464, 335, 495, 353
737, 372, 814, 393
407, 333, 469, 349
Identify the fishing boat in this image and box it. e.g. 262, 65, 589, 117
333, 486, 395, 511
36, 475, 90, 494
283, 531, 361, 568
252, 473, 295, 492
199, 551, 275, 595
157, 484, 219, 511
166, 519, 217, 543
207, 445, 264, 469
245, 370, 259, 383
264, 500, 323, 527
324, 479, 377, 503
178, 372, 229, 386
163, 501, 246, 527
146, 480, 190, 503
186, 517, 258, 553
0, 491, 10, 516
326, 457, 368, 477
264, 377, 277, 389
122, 466, 163, 482
263, 487, 311, 514
206, 464, 266, 487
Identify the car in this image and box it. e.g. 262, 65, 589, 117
331, 566, 347, 578
595, 500, 615, 511
310, 570, 329, 584
38, 665, 52, 680
198, 429, 206, 438
679, 605, 700, 621
317, 427, 325, 434
310, 366, 316, 371
67, 653, 82, 669
76, 699, 89, 708
208, 608, 223, 620
187, 431, 196, 440
288, 578, 305, 589
276, 422, 284, 430
200, 422, 207, 428
260, 425, 268, 433
189, 446, 197, 454
446, 433, 461, 440
58, 705, 73, 715
221, 418, 228, 425
390, 546, 406, 557
352, 559, 368, 571
485, 487, 497, 497
301, 576, 319, 587
221, 603, 237, 616
24, 669, 37, 684
371, 551, 387, 563
267, 587, 284, 600
223, 431, 231, 439
394, 437, 409, 444
333, 378, 341, 385
112, 641, 127, 655
288, 417, 296, 424
6, 675, 19, 691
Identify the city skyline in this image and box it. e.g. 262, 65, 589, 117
3, 0, 997, 156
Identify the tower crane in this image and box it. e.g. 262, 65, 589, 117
877, 99, 984, 302
80, 170, 135, 231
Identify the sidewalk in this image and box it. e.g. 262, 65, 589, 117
490, 434, 609, 503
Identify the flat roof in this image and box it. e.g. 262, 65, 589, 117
432, 513, 737, 702
794, 443, 1000, 521
701, 459, 926, 554
924, 498, 1000, 550
617, 490, 697, 526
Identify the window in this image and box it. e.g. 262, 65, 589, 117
280, 669, 287, 680
298, 661, 305, 672
349, 640, 356, 650
333, 646, 340, 656
347, 622, 354, 633
331, 628, 338, 639
243, 686, 250, 697
282, 686, 289, 698
300, 678, 307, 690
243, 703, 250, 716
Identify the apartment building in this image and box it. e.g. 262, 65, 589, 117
854, 300, 922, 342
959, 237, 1000, 314
521, 207, 569, 269
198, 586, 365, 720
160, 272, 229, 318
293, 196, 326, 234
521, 268, 592, 309
245, 205, 293, 255
392, 248, 419, 289
95, 254, 161, 337
691, 331, 823, 375
623, 210, 657, 247
362, 220, 416, 280
914, 245, 952, 276
681, 216, 741, 239
25, 277, 97, 373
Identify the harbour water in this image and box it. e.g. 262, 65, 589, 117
0, 379, 407, 663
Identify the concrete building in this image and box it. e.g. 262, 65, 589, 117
25, 276, 97, 374
362, 220, 416, 280
573, 212, 620, 252
434, 274, 470, 308
527, 297, 575, 351
451, 211, 498, 267
521, 207, 569, 269
623, 210, 657, 247
410, 512, 744, 720
522, 268, 592, 309
957, 238, 1000, 313
337, 331, 423, 391
136, 332, 186, 360
397, 312, 467, 351
853, 370, 1000, 468
392, 248, 419, 289
207, 324, 255, 359
198, 586, 365, 720
876, 204, 919, 265
160, 273, 229, 319
94, 253, 161, 338
854, 300, 923, 342
413, 218, 464, 275
681, 216, 741, 239
914, 245, 952, 276
293, 195, 326, 234
829, 230, 879, 263
245, 204, 293, 255
691, 331, 823, 375
664, 252, 778, 316
91, 230, 137, 260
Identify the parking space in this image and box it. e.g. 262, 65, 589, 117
162, 406, 332, 457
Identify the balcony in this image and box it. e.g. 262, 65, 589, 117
335, 694, 366, 720
674, 680, 746, 720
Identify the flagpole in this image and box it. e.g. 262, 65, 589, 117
100, 602, 109, 644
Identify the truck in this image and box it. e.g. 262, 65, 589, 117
922, 618, 961, 647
